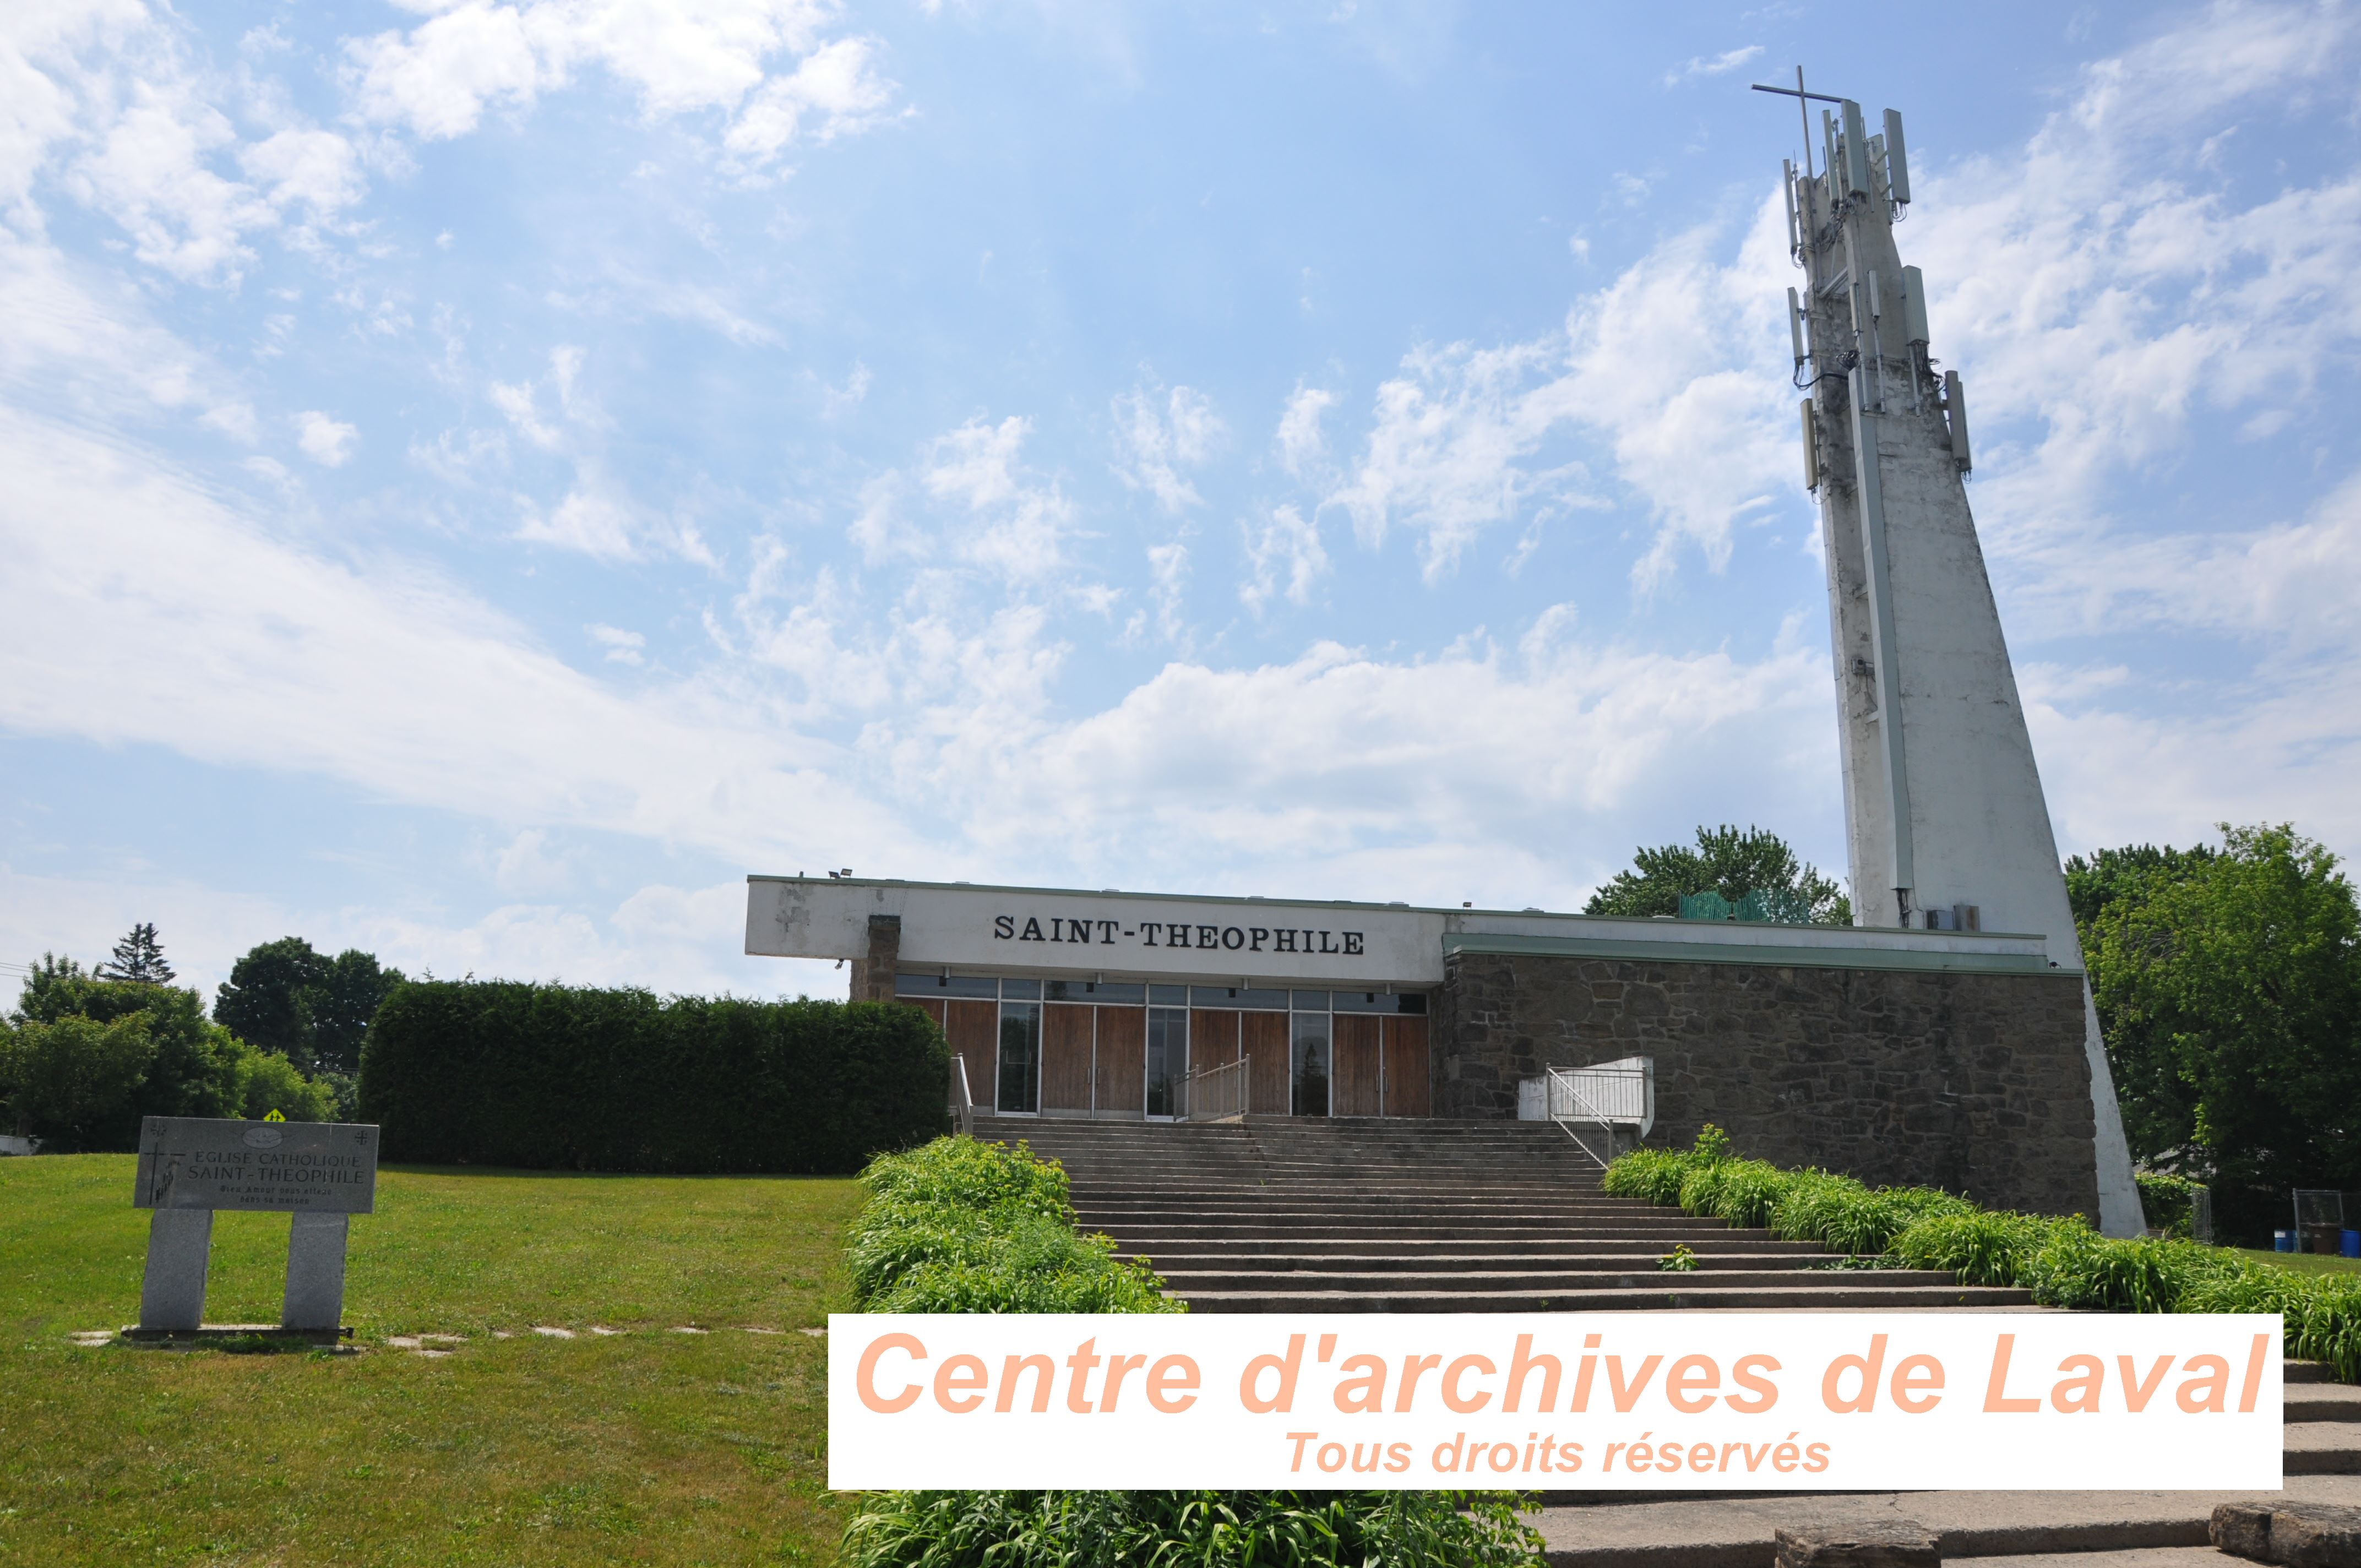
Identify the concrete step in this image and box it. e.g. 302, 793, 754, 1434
1160, 1267, 1971, 1293
2287, 1421, 2361, 1473
1136, 1250, 1842, 1274
1098, 1223, 1764, 1243
2289, 1382, 2361, 1420
1177, 1282, 2037, 1313
1076, 1207, 1682, 1226
1531, 1476, 2361, 1568
1101, 1235, 1820, 1258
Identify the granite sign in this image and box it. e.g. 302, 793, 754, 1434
128, 1117, 380, 1339
136, 1116, 377, 1213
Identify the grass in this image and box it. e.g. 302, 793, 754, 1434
0, 1153, 865, 1567
2237, 1248, 2361, 1277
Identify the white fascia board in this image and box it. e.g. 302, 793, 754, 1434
744, 876, 2061, 982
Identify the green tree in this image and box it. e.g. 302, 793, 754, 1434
94, 922, 175, 984
2081, 824, 2361, 1199
1584, 824, 1852, 925
0, 1014, 156, 1150
213, 937, 330, 1065
213, 938, 404, 1074
13, 967, 246, 1133
309, 950, 406, 1074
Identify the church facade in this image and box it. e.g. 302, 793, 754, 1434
746, 874, 2106, 1218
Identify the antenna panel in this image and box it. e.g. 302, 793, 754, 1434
1782, 160, 1799, 253
1883, 109, 1911, 204
1902, 265, 1930, 345
1787, 286, 1806, 367
1943, 370, 1972, 472
1800, 399, 1820, 491
1841, 100, 1872, 197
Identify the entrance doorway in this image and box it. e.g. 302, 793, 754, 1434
1144, 1006, 1187, 1118
1290, 1010, 1331, 1117
997, 1001, 1040, 1113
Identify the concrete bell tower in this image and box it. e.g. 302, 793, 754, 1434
1768, 79, 2142, 1235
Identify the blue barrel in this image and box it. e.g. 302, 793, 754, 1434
2277, 1230, 2298, 1252
2343, 1231, 2360, 1259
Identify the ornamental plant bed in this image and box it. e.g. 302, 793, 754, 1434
836, 1135, 1546, 1568
1605, 1127, 2361, 1381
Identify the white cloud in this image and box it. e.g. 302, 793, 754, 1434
491, 826, 577, 894
588, 622, 645, 665
1239, 503, 1328, 612
0, 405, 904, 868
345, 0, 897, 168
1662, 45, 1762, 88
296, 410, 357, 466
238, 128, 364, 217
723, 35, 901, 164
1112, 382, 1223, 514
922, 414, 1078, 578
1274, 384, 1334, 480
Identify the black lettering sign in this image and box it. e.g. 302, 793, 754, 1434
994, 915, 1015, 939
1020, 917, 1045, 941
1141, 922, 1162, 946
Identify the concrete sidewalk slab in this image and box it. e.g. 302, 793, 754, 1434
1533, 1478, 2361, 1568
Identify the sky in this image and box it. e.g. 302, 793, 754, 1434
4, 0, 2359, 1005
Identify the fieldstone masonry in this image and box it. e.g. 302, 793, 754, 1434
1433, 952, 2101, 1219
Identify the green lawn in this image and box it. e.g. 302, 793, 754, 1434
0, 1155, 864, 1567
2236, 1247, 2361, 1277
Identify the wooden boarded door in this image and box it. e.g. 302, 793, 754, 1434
1381, 1015, 1431, 1117
944, 1001, 998, 1113
1095, 1006, 1146, 1118
1040, 1004, 1095, 1114
1332, 1014, 1382, 1117
1241, 1011, 1290, 1115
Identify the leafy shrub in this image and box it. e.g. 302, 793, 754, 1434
842, 1139, 1539, 1560
1895, 1209, 2061, 1287
1606, 1128, 2361, 1382
846, 1136, 1177, 1315
1601, 1146, 1695, 1205
2136, 1172, 2201, 1239
0, 1015, 156, 1150
360, 982, 949, 1173
234, 1048, 336, 1121
841, 1487, 1543, 1568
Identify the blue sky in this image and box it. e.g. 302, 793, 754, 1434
6, 0, 2359, 1003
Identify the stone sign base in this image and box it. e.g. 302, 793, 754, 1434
119, 1324, 353, 1347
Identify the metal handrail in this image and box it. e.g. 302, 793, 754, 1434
1180, 1054, 1249, 1123
1542, 1059, 1654, 1169
948, 1054, 975, 1136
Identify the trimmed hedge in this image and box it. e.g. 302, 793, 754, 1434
1606, 1126, 2361, 1382
357, 982, 948, 1173
839, 1136, 1543, 1568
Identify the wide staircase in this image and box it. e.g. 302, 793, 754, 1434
980, 1113, 2361, 1564
973, 1113, 2033, 1312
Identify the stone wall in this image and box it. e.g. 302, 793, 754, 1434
847, 915, 901, 1004
1433, 951, 2100, 1219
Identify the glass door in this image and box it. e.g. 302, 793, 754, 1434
1144, 1006, 1187, 1118
1290, 1010, 1331, 1117
997, 1001, 1041, 1113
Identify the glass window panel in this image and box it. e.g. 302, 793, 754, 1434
1234, 988, 1289, 1010
1290, 1012, 1331, 1118
1291, 990, 1331, 1012
1330, 990, 1429, 1015
1043, 980, 1143, 1004
1148, 984, 1189, 1005
996, 1002, 1041, 1113
896, 972, 997, 999
999, 979, 1042, 1000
